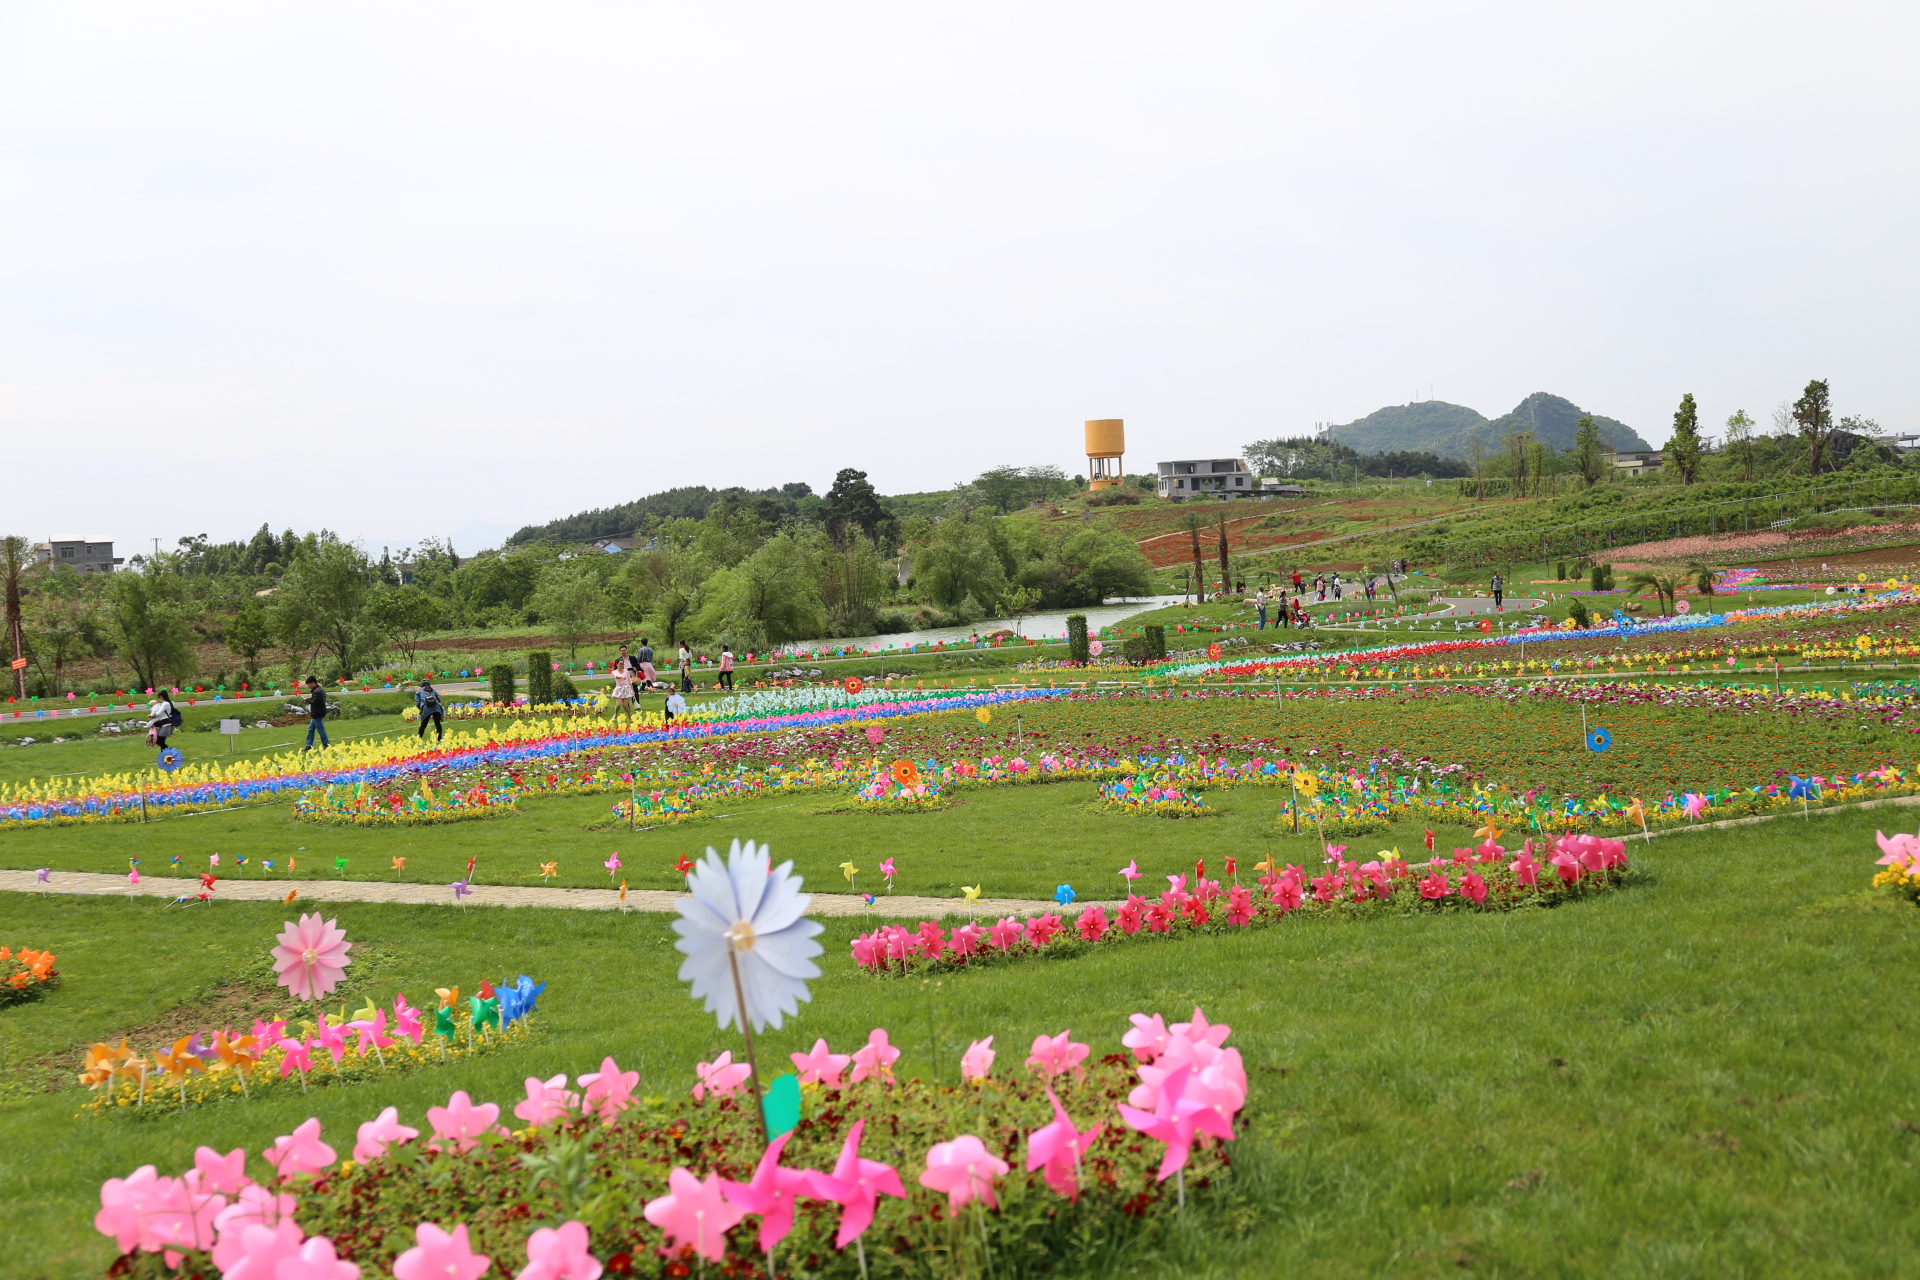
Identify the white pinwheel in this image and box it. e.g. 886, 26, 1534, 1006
672, 840, 823, 1033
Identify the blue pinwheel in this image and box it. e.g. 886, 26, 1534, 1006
1787, 775, 1818, 800
496, 974, 546, 1025
1054, 883, 1077, 906
157, 746, 182, 771
1585, 728, 1612, 752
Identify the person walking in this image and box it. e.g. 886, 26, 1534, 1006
1490, 570, 1505, 609
1331, 573, 1343, 600
147, 689, 181, 750
1290, 568, 1303, 595
636, 638, 656, 690
414, 677, 444, 741
677, 641, 695, 693
303, 676, 330, 750
718, 645, 735, 691
1255, 588, 1270, 630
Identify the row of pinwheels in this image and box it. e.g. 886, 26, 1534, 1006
0, 943, 59, 1003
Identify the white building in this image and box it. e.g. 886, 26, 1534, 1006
1156, 459, 1252, 500
30, 538, 121, 573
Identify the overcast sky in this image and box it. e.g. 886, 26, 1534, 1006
3, 2, 1914, 556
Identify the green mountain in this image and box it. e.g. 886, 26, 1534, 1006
1328, 393, 1651, 461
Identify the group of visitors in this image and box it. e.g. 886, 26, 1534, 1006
1246, 565, 1399, 630
604, 638, 732, 723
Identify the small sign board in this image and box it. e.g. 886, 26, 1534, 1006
219, 718, 241, 751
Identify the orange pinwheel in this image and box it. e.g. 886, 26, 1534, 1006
1474, 823, 1503, 842
891, 759, 921, 788
435, 986, 460, 1009
283, 889, 298, 903
1252, 855, 1278, 876
78, 1042, 118, 1089
539, 861, 558, 881
155, 1036, 204, 1083
211, 1030, 260, 1075
390, 857, 407, 871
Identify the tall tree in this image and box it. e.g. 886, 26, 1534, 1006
1213, 508, 1233, 591
225, 598, 275, 674
0, 536, 28, 699
527, 563, 604, 658
1724, 409, 1756, 482
364, 586, 445, 662
274, 539, 373, 678
1502, 430, 1535, 497
106, 567, 199, 691
1793, 379, 1834, 476
1665, 393, 1704, 484
823, 468, 887, 543
1572, 416, 1605, 488
1175, 511, 1207, 601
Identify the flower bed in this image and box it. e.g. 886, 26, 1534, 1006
0, 944, 59, 1004
852, 835, 1632, 976
1099, 776, 1208, 817
1873, 830, 1920, 907
291, 782, 514, 827
94, 1011, 1242, 1279
850, 760, 947, 811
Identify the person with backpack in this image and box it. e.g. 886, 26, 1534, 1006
303, 676, 330, 750
148, 690, 181, 748
717, 645, 735, 691
415, 678, 445, 741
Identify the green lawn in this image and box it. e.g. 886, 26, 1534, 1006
4, 803, 1917, 1277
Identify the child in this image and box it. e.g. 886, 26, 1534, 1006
664, 689, 688, 723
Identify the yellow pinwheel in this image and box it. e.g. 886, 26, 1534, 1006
839, 860, 859, 885
1293, 772, 1319, 799
975, 707, 992, 724
78, 1042, 118, 1089
435, 985, 460, 1009
961, 884, 983, 906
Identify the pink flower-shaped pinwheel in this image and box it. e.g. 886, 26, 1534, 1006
517, 1220, 602, 1280
212, 1184, 298, 1263
642, 1168, 744, 1264
354, 1106, 420, 1164
919, 1135, 1009, 1214
849, 932, 883, 968
394, 1223, 491, 1280
1076, 906, 1109, 941
790, 1038, 851, 1088
1877, 829, 1920, 874
986, 917, 1022, 951
1460, 871, 1488, 905
273, 1233, 360, 1280
213, 1220, 305, 1280
578, 1056, 639, 1122
810, 1120, 905, 1247
1225, 885, 1255, 926
1025, 1032, 1090, 1082
188, 1146, 250, 1196
1118, 1065, 1235, 1182
263, 1119, 336, 1182
1549, 849, 1582, 881
95, 1166, 173, 1253
391, 994, 425, 1044
427, 1091, 503, 1154
514, 1074, 580, 1127
1123, 1013, 1170, 1063
270, 914, 353, 1003
1510, 852, 1540, 888
1023, 913, 1062, 947
849, 1028, 899, 1084
693, 1051, 752, 1101
949, 923, 984, 957
1026, 1089, 1105, 1200
720, 1132, 815, 1255
959, 1037, 996, 1083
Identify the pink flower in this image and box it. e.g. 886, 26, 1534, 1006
949, 923, 984, 957
353, 1106, 420, 1164
1025, 1089, 1105, 1201
516, 1220, 602, 1280
513, 1075, 580, 1127
577, 1056, 639, 1121
960, 1036, 996, 1083
1075, 905, 1109, 941
915, 921, 946, 959
789, 1038, 851, 1088
426, 1091, 503, 1154
1225, 884, 1255, 926
1023, 913, 1062, 947
692, 1051, 752, 1101
1460, 871, 1488, 905
986, 917, 1023, 950
849, 1028, 899, 1084
269, 913, 354, 1003
643, 1168, 744, 1263
918, 1135, 1009, 1214
274, 1234, 360, 1280
1116, 896, 1146, 935
1025, 1031, 1090, 1081
1418, 872, 1453, 899
393, 1223, 492, 1280
263, 1118, 336, 1182
1510, 853, 1539, 888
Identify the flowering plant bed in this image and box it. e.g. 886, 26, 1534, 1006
1872, 829, 1920, 907
94, 1011, 1243, 1280
291, 782, 513, 826
1099, 776, 1209, 817
608, 792, 698, 824
0, 943, 59, 1004
852, 835, 1632, 977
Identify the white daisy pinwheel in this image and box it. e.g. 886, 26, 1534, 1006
672, 840, 823, 1034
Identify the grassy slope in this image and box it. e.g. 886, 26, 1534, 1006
4, 805, 1917, 1278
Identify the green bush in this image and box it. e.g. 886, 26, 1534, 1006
1567, 597, 1592, 629
1067, 613, 1089, 664
1122, 635, 1153, 664
526, 651, 553, 704
487, 663, 516, 705
552, 672, 580, 700
1143, 624, 1167, 659
1590, 563, 1615, 591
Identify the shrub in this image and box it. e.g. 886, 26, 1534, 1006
552, 673, 580, 700
872, 608, 916, 634
1568, 597, 1592, 629
1142, 624, 1167, 660
526, 651, 553, 704
487, 664, 516, 705
1590, 563, 1615, 591
1122, 635, 1152, 664
1067, 614, 1089, 664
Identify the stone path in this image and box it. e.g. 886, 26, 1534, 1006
0, 869, 1085, 920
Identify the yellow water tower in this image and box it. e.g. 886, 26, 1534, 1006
1085, 419, 1124, 490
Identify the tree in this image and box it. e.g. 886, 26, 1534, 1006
1175, 511, 1207, 601
1724, 410, 1756, 482
1665, 393, 1703, 484
1, 536, 28, 699
1468, 431, 1488, 500
27, 572, 93, 696
274, 539, 373, 678
364, 586, 445, 662
1213, 508, 1233, 593
911, 515, 1008, 612
823, 469, 887, 543
106, 568, 199, 691
1502, 429, 1535, 497
1626, 570, 1681, 616
1572, 416, 1606, 488
528, 564, 604, 658
225, 598, 275, 674
1686, 562, 1722, 597
1793, 379, 1833, 476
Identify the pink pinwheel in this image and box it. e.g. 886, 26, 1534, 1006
578, 1056, 639, 1121
919, 1134, 1008, 1214
348, 1009, 395, 1057
849, 932, 883, 968
1165, 873, 1187, 895
1144, 901, 1174, 932
1510, 852, 1540, 889
1118, 860, 1140, 884
949, 922, 984, 957
391, 993, 425, 1044
1877, 830, 1920, 873
642, 1168, 744, 1264
394, 1223, 491, 1280
693, 1051, 752, 1101
214, 1220, 305, 1280
1026, 1089, 1106, 1201
1549, 849, 1583, 882
1460, 871, 1488, 904
1023, 913, 1062, 947
849, 1028, 900, 1084
790, 1039, 851, 1088
810, 1119, 906, 1247
1270, 879, 1303, 912
353, 1106, 419, 1164
878, 858, 896, 888
1116, 895, 1147, 935
1171, 1007, 1231, 1049
188, 1146, 250, 1196
277, 1036, 314, 1079
272, 1234, 359, 1280
1025, 1031, 1090, 1081
1076, 905, 1109, 940
1123, 1013, 1171, 1063
250, 1017, 288, 1047
263, 1119, 335, 1182
426, 1090, 503, 1154
915, 921, 946, 959
602, 853, 621, 879
1418, 871, 1453, 899
310, 1014, 351, 1067
269, 914, 353, 1003
212, 1184, 298, 1257
95, 1166, 175, 1253
721, 1132, 817, 1254
1225, 884, 1255, 926
514, 1074, 580, 1127
1117, 1065, 1235, 1182
960, 1036, 996, 1083
1683, 792, 1708, 820
517, 1221, 602, 1280
986, 916, 1022, 950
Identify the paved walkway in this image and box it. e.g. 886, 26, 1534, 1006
0, 869, 1083, 920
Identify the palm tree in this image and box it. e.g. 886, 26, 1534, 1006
1175, 511, 1207, 602
1686, 562, 1723, 596
1626, 570, 1681, 616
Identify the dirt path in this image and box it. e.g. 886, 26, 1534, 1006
0, 869, 1083, 920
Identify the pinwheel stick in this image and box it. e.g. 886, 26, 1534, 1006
726, 950, 771, 1145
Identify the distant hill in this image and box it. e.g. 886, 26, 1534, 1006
1328, 393, 1651, 461
507, 483, 816, 546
